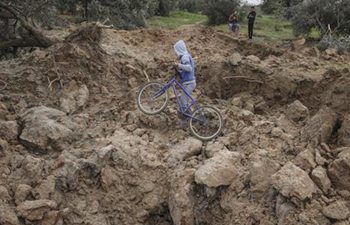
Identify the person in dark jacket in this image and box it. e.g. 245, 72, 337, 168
247, 6, 256, 40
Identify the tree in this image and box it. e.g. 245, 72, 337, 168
289, 0, 350, 36
201, 0, 241, 25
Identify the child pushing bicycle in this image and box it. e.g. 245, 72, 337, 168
174, 40, 196, 113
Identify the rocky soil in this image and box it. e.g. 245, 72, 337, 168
0, 23, 350, 225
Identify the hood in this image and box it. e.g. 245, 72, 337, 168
174, 40, 188, 57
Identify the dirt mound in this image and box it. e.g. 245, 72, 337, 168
1, 24, 350, 225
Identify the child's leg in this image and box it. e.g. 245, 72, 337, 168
179, 82, 196, 112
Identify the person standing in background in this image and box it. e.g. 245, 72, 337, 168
247, 6, 256, 40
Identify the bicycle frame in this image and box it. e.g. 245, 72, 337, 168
153, 76, 202, 120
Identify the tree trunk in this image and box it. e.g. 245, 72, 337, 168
0, 2, 56, 50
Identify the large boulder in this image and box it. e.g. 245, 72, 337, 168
271, 162, 317, 200
301, 107, 337, 145
286, 100, 309, 123
16, 199, 57, 221
60, 80, 89, 114
338, 115, 350, 147
19, 106, 83, 153
322, 201, 350, 220
195, 150, 242, 188
328, 148, 350, 191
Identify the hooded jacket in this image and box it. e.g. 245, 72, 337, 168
174, 40, 195, 83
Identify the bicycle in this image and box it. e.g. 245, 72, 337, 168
136, 68, 223, 141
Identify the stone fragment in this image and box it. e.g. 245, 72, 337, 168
0, 102, 9, 120
248, 150, 280, 197
286, 100, 309, 122
0, 203, 20, 225
195, 150, 241, 187
169, 137, 202, 163
60, 80, 89, 114
311, 167, 331, 194
338, 114, 350, 147
0, 121, 18, 143
0, 185, 11, 202
33, 175, 56, 199
15, 184, 32, 205
228, 52, 242, 66
291, 38, 306, 50
168, 168, 195, 225
16, 199, 57, 221
41, 210, 60, 225
294, 149, 316, 173
246, 55, 261, 63
325, 48, 337, 56
301, 107, 337, 145
328, 148, 350, 191
322, 201, 350, 220
19, 106, 83, 153
271, 162, 317, 200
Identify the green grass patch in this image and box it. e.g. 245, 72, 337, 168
147, 11, 207, 29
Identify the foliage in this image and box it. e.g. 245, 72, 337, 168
178, 0, 200, 13
289, 0, 350, 36
317, 35, 350, 53
200, 0, 241, 25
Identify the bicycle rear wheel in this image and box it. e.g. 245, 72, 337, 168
189, 105, 223, 141
137, 82, 169, 115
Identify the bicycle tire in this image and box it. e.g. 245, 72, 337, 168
189, 105, 223, 141
137, 81, 169, 115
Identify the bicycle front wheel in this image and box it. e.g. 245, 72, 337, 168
137, 82, 169, 115
189, 105, 223, 141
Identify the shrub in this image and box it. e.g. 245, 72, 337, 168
317, 35, 350, 54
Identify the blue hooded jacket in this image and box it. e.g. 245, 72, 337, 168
174, 40, 195, 83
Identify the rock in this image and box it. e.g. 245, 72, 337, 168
204, 141, 227, 158
271, 127, 284, 138
271, 162, 317, 200
16, 199, 57, 221
54, 151, 80, 192
294, 149, 316, 173
0, 138, 9, 158
169, 137, 202, 163
311, 167, 331, 194
0, 203, 20, 225
228, 52, 242, 66
325, 48, 337, 56
100, 165, 119, 191
322, 201, 350, 220
315, 149, 328, 166
338, 115, 350, 147
41, 210, 60, 225
0, 121, 18, 143
248, 150, 280, 198
33, 175, 56, 199
19, 106, 83, 153
195, 150, 241, 188
15, 184, 32, 205
286, 100, 309, 122
246, 55, 261, 63
0, 102, 9, 120
313, 47, 321, 58
291, 38, 306, 50
328, 148, 350, 191
60, 80, 89, 114
22, 155, 44, 183
301, 107, 337, 145
0, 185, 11, 202
168, 168, 195, 225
